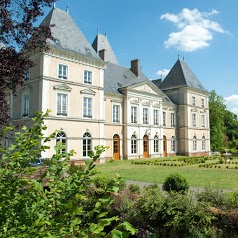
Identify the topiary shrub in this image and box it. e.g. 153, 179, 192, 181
162, 173, 189, 194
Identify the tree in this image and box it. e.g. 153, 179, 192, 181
209, 90, 226, 151
0, 111, 136, 237
0, 0, 55, 128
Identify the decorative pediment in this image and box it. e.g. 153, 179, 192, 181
130, 99, 139, 105
200, 109, 206, 113
53, 83, 72, 92
133, 84, 157, 95
153, 103, 161, 108
142, 100, 150, 106
191, 108, 198, 112
80, 88, 96, 96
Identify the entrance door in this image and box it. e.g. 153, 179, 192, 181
163, 135, 167, 157
143, 135, 149, 158
113, 134, 120, 160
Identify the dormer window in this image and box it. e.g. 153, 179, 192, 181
58, 64, 68, 80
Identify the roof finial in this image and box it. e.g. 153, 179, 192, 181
161, 73, 163, 79
178, 54, 180, 60
97, 28, 99, 35
183, 56, 185, 61
53, 2, 56, 8
66, 0, 69, 13
105, 32, 107, 38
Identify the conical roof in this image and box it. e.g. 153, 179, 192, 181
40, 7, 100, 59
159, 60, 207, 92
92, 33, 119, 64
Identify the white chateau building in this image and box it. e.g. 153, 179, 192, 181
7, 8, 210, 162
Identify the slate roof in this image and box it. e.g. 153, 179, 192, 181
92, 34, 119, 64
40, 8, 100, 59
159, 60, 207, 92
104, 63, 174, 105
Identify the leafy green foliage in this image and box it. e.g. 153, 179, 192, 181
0, 111, 136, 237
162, 173, 189, 194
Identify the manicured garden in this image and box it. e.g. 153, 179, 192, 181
97, 156, 238, 190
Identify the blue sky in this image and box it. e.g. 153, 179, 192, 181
45, 0, 238, 114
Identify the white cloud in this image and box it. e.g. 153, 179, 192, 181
156, 69, 170, 78
160, 8, 225, 52
225, 94, 238, 115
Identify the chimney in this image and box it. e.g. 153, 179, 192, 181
99, 49, 107, 61
131, 59, 140, 77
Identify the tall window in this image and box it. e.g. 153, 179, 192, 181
143, 108, 148, 124
113, 105, 120, 123
154, 109, 159, 125
202, 136, 206, 151
171, 136, 175, 152
83, 97, 92, 118
201, 114, 205, 128
131, 135, 137, 154
193, 136, 197, 151
192, 113, 196, 127
84, 70, 92, 84
24, 71, 30, 81
154, 135, 159, 152
163, 111, 166, 126
58, 64, 68, 80
83, 132, 92, 157
192, 96, 196, 106
171, 112, 175, 127
22, 94, 29, 117
56, 131, 67, 154
57, 93, 67, 116
201, 98, 205, 108
131, 106, 137, 123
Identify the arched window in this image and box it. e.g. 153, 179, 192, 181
154, 135, 159, 152
131, 135, 137, 154
202, 136, 206, 151
193, 136, 197, 151
171, 136, 175, 152
56, 131, 67, 154
83, 132, 92, 157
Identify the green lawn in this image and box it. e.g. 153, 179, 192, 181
96, 158, 238, 190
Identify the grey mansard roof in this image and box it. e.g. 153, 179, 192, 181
159, 60, 207, 92
40, 8, 100, 59
104, 62, 150, 94
92, 34, 119, 64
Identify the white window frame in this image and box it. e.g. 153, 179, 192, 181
163, 111, 166, 126
201, 114, 206, 128
192, 113, 196, 127
22, 92, 30, 118
24, 70, 30, 81
56, 131, 67, 154
202, 136, 206, 151
201, 98, 205, 108
153, 109, 159, 125
131, 106, 137, 124
154, 135, 159, 152
171, 112, 175, 127
193, 136, 197, 151
192, 96, 196, 106
131, 135, 137, 154
83, 97, 92, 118
57, 93, 68, 116
112, 104, 120, 123
58, 64, 68, 80
84, 70, 92, 84
83, 132, 92, 157
143, 108, 149, 124
171, 136, 175, 152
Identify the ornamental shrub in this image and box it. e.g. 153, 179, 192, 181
162, 173, 189, 194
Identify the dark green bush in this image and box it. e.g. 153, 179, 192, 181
162, 173, 189, 194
